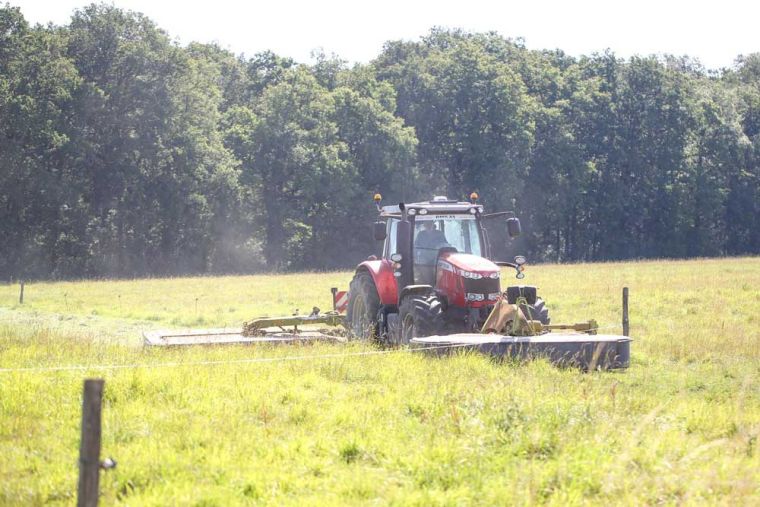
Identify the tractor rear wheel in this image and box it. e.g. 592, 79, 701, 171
519, 297, 550, 325
398, 294, 445, 345
346, 271, 381, 340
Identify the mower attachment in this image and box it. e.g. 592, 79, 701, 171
411, 333, 631, 370
242, 309, 344, 336
143, 307, 346, 347
426, 296, 631, 369
143, 328, 343, 347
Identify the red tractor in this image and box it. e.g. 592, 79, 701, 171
346, 194, 550, 344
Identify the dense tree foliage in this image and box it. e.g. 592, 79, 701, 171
1, 4, 758, 279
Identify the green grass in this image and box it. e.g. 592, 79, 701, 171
1, 258, 759, 505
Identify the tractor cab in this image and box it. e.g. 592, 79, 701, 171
375, 195, 523, 291
348, 194, 539, 344
380, 196, 488, 285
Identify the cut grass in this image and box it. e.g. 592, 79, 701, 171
0, 257, 759, 505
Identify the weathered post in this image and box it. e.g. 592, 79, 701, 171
78, 379, 104, 507
330, 287, 338, 311
622, 287, 629, 337
19, 280, 24, 304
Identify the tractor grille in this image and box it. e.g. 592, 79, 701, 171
464, 277, 500, 298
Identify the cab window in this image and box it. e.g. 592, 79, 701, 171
385, 219, 398, 259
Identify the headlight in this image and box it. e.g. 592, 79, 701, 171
465, 293, 485, 302
489, 272, 500, 279
390, 253, 402, 262
408, 208, 416, 215
460, 270, 482, 279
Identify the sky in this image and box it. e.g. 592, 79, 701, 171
8, 0, 759, 70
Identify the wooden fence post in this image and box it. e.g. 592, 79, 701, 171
78, 379, 104, 507
622, 287, 629, 337
19, 281, 24, 304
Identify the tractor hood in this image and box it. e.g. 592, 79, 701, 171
438, 252, 500, 276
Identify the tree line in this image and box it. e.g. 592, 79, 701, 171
1, 3, 758, 279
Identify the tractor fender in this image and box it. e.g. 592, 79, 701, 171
399, 285, 435, 301
355, 259, 398, 306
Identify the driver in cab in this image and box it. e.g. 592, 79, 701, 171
414, 220, 451, 284
416, 220, 448, 250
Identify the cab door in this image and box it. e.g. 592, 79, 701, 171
384, 218, 399, 259
479, 214, 521, 263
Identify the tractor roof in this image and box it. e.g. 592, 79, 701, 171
379, 196, 484, 217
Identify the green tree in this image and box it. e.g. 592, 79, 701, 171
224, 67, 417, 270
0, 6, 83, 278
375, 30, 535, 209
63, 4, 239, 275
223, 68, 346, 269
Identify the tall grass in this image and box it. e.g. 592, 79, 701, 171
1, 258, 758, 505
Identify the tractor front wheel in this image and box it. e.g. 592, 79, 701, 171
346, 271, 381, 340
519, 297, 550, 325
398, 294, 445, 345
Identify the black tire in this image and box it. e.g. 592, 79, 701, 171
519, 297, 550, 325
346, 271, 381, 340
398, 294, 445, 345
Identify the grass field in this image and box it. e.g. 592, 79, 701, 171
1, 258, 759, 505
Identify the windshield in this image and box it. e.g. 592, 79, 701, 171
412, 216, 482, 284
414, 216, 482, 260
414, 215, 481, 256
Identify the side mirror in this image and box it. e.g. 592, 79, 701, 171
506, 217, 522, 238
373, 221, 387, 241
